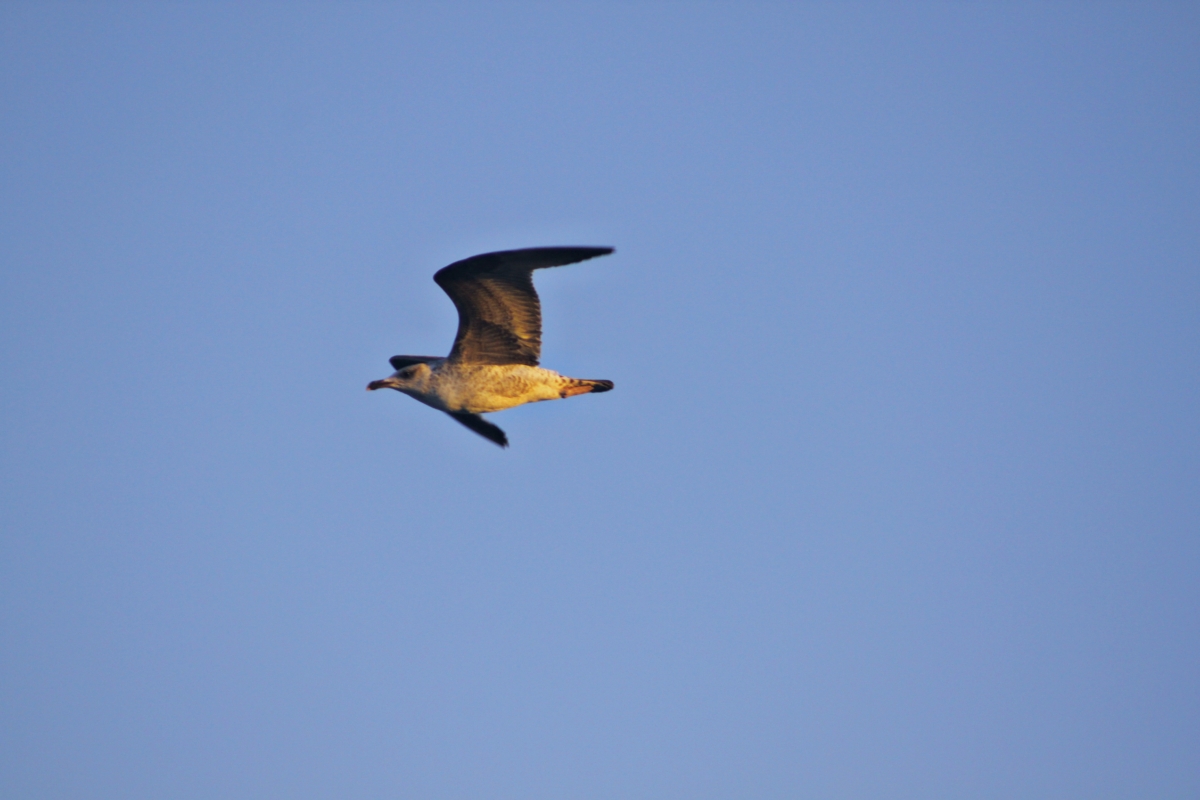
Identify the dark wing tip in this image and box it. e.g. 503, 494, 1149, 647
434, 246, 614, 284
518, 245, 614, 264
446, 412, 509, 448
568, 245, 615, 259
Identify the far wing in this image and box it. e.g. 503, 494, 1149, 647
389, 355, 441, 371
434, 247, 613, 366
446, 411, 509, 448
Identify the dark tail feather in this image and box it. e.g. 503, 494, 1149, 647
559, 379, 614, 398
446, 411, 509, 448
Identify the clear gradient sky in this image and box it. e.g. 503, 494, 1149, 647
2, 4, 1198, 799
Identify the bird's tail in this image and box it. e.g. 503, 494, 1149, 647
559, 378, 614, 398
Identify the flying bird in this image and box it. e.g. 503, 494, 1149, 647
368, 246, 615, 447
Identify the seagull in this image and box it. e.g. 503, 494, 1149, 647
368, 246, 615, 447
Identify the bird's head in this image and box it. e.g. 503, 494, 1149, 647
367, 362, 432, 393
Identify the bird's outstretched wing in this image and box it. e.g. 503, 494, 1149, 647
446, 411, 509, 448
434, 247, 613, 365
389, 355, 441, 371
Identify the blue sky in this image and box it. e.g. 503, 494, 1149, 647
2, 4, 1198, 798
